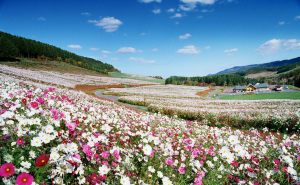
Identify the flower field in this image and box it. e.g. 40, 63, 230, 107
0, 76, 300, 184
105, 85, 208, 98
0, 65, 156, 88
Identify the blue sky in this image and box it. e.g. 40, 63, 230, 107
1, 0, 300, 77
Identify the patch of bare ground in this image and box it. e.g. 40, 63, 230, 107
196, 88, 214, 97
245, 71, 277, 79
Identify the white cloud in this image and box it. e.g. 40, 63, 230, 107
152, 9, 161, 14
167, 8, 175, 13
295, 15, 300, 20
68, 44, 82, 49
152, 48, 159, 52
101, 50, 111, 54
89, 17, 122, 32
179, 4, 196, 11
90, 48, 99, 51
81, 12, 91, 16
179, 33, 192, 40
171, 13, 183, 18
37, 17, 46, 21
139, 0, 161, 3
258, 39, 282, 55
177, 45, 200, 54
179, 0, 216, 11
117, 47, 139, 53
129, 57, 156, 64
181, 0, 217, 5
224, 48, 238, 55
283, 39, 300, 50
278, 21, 285, 26
258, 38, 300, 55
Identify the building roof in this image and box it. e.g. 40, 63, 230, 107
255, 83, 269, 89
233, 85, 245, 90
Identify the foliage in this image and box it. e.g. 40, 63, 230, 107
165, 74, 261, 86
0, 31, 118, 74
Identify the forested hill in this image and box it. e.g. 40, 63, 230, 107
0, 31, 118, 74
215, 56, 300, 75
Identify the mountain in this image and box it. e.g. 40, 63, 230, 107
0, 31, 118, 74
216, 56, 300, 75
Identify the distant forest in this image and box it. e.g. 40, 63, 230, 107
165, 74, 263, 86
0, 31, 118, 74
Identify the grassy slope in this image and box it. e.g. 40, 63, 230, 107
109, 72, 165, 84
1, 58, 106, 76
220, 92, 300, 100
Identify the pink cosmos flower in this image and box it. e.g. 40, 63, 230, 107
113, 149, 120, 161
192, 148, 201, 158
35, 97, 44, 104
66, 122, 76, 132
165, 158, 174, 166
16, 172, 34, 185
0, 163, 15, 177
178, 166, 186, 174
83, 145, 93, 157
17, 138, 25, 145
297, 156, 300, 161
101, 151, 110, 159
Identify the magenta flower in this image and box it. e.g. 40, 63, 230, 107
101, 151, 110, 159
165, 158, 174, 166
16, 172, 34, 185
113, 149, 120, 161
83, 145, 93, 157
178, 166, 186, 174
17, 138, 25, 145
66, 122, 76, 132
0, 163, 15, 177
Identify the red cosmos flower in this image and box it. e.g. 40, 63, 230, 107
30, 101, 39, 109
21, 98, 27, 105
35, 154, 50, 167
231, 161, 239, 168
87, 173, 101, 185
0, 163, 15, 177
16, 172, 34, 185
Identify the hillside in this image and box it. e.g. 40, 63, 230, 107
216, 56, 300, 75
0, 31, 118, 74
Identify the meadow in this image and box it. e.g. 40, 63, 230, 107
220, 92, 300, 100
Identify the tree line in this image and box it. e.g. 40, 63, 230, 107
0, 31, 118, 74
165, 74, 262, 86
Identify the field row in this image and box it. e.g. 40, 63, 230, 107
116, 95, 300, 132
0, 64, 156, 88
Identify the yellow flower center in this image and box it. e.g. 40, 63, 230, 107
6, 168, 10, 172
42, 160, 45, 163
22, 178, 27, 182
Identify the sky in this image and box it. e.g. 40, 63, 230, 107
0, 0, 300, 77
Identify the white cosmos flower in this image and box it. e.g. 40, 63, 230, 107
31, 137, 42, 147
98, 165, 110, 176
20, 161, 31, 169
162, 176, 173, 185
120, 176, 131, 185
143, 144, 152, 156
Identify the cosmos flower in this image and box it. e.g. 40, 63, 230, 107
0, 163, 15, 177
16, 172, 34, 185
